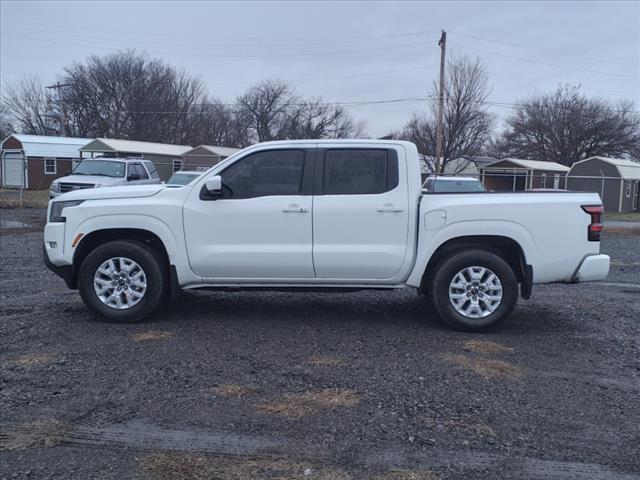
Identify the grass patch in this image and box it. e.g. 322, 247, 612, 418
208, 384, 258, 398
3, 352, 57, 367
132, 330, 173, 342
0, 420, 72, 450
605, 211, 640, 222
0, 188, 49, 208
257, 388, 360, 419
443, 354, 524, 379
139, 452, 352, 480
462, 339, 514, 355
371, 471, 439, 480
308, 355, 344, 366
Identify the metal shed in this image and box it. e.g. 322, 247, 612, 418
80, 138, 192, 180
181, 145, 241, 171
1, 134, 91, 189
480, 158, 569, 192
567, 156, 640, 212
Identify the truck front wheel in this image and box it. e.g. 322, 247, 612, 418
430, 249, 518, 332
78, 240, 166, 323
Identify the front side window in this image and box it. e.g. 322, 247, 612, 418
324, 149, 396, 195
128, 163, 148, 179
220, 149, 305, 199
44, 157, 56, 175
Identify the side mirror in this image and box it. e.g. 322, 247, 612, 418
205, 175, 222, 195
127, 173, 141, 181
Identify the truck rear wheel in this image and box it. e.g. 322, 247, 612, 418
430, 249, 518, 332
78, 240, 166, 323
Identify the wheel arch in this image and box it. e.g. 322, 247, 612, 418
418, 235, 531, 299
69, 228, 172, 289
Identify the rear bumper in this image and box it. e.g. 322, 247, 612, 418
573, 254, 610, 282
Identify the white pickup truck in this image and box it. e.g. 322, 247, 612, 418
43, 140, 610, 331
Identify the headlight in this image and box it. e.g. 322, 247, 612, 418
49, 182, 60, 193
49, 200, 84, 223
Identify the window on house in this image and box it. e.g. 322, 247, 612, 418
626, 181, 631, 198
173, 159, 183, 172
44, 158, 56, 175
540, 173, 547, 188
323, 149, 397, 195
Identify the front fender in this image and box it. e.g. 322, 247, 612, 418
72, 214, 178, 264
406, 219, 537, 287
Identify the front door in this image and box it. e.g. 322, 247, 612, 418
312, 147, 410, 280
183, 148, 315, 279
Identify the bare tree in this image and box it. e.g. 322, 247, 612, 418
398, 56, 493, 173
236, 79, 364, 143
2, 77, 59, 135
58, 50, 209, 144
0, 103, 15, 139
496, 85, 640, 165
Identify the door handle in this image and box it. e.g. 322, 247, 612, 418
282, 205, 309, 213
377, 204, 404, 213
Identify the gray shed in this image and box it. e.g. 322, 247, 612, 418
567, 156, 640, 212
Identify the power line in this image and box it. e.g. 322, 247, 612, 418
449, 31, 638, 65
1, 23, 437, 49
449, 42, 638, 78
0, 31, 429, 58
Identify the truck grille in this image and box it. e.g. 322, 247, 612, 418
59, 182, 95, 193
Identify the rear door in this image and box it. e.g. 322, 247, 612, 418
312, 147, 410, 280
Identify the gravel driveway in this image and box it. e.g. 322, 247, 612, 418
1, 208, 639, 480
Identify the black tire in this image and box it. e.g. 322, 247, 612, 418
430, 249, 518, 332
78, 240, 166, 323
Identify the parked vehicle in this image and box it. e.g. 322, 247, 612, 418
49, 157, 161, 198
423, 175, 486, 193
43, 140, 610, 331
166, 170, 202, 185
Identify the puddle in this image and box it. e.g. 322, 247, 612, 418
0, 220, 31, 229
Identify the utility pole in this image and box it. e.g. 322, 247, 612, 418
46, 82, 71, 136
435, 30, 446, 173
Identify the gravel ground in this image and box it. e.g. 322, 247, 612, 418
1, 208, 639, 480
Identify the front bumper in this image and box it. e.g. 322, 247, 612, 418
573, 254, 610, 282
43, 243, 76, 288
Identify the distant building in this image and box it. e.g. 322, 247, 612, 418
567, 156, 640, 212
80, 138, 191, 180
181, 145, 241, 171
480, 158, 569, 191
444, 155, 497, 176
1, 134, 91, 189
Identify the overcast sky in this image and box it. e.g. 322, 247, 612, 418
1, 0, 638, 137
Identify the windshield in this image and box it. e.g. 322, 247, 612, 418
433, 179, 486, 193
167, 173, 199, 185
73, 160, 125, 178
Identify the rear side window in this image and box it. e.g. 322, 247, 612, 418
220, 149, 305, 199
323, 149, 397, 195
145, 162, 160, 179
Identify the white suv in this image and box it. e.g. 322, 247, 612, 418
49, 157, 161, 198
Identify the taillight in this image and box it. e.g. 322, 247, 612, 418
582, 205, 603, 242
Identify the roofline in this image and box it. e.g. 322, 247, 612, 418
482, 158, 569, 171
570, 156, 640, 179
